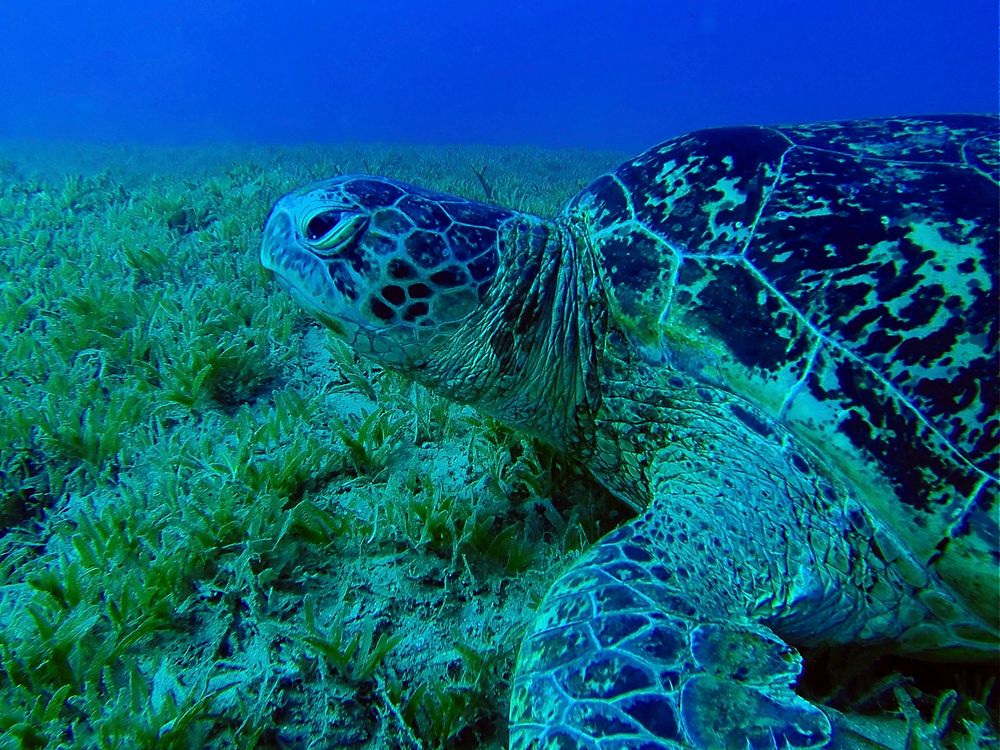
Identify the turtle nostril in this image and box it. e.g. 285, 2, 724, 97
305, 210, 344, 241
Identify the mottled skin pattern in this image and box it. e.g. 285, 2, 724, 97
260, 115, 999, 749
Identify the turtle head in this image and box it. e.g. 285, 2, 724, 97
261, 175, 516, 368
264, 174, 596, 445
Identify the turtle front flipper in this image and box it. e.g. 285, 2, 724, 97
508, 382, 952, 750
509, 516, 832, 750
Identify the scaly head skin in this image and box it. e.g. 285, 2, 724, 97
261, 176, 508, 366
261, 175, 600, 447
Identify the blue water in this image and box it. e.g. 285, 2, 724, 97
0, 0, 996, 150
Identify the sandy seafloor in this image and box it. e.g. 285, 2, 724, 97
0, 141, 995, 749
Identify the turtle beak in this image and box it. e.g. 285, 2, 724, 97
260, 208, 295, 276
261, 202, 278, 236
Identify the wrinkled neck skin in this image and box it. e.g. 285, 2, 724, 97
418, 213, 605, 452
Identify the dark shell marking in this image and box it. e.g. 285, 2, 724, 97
570, 115, 999, 606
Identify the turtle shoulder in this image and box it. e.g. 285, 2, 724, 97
568, 115, 999, 630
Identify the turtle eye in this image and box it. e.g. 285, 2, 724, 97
305, 210, 346, 241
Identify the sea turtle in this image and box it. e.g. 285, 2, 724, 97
260, 114, 999, 748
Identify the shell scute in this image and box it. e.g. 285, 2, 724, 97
585, 126, 789, 258
749, 139, 999, 477
781, 114, 988, 163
